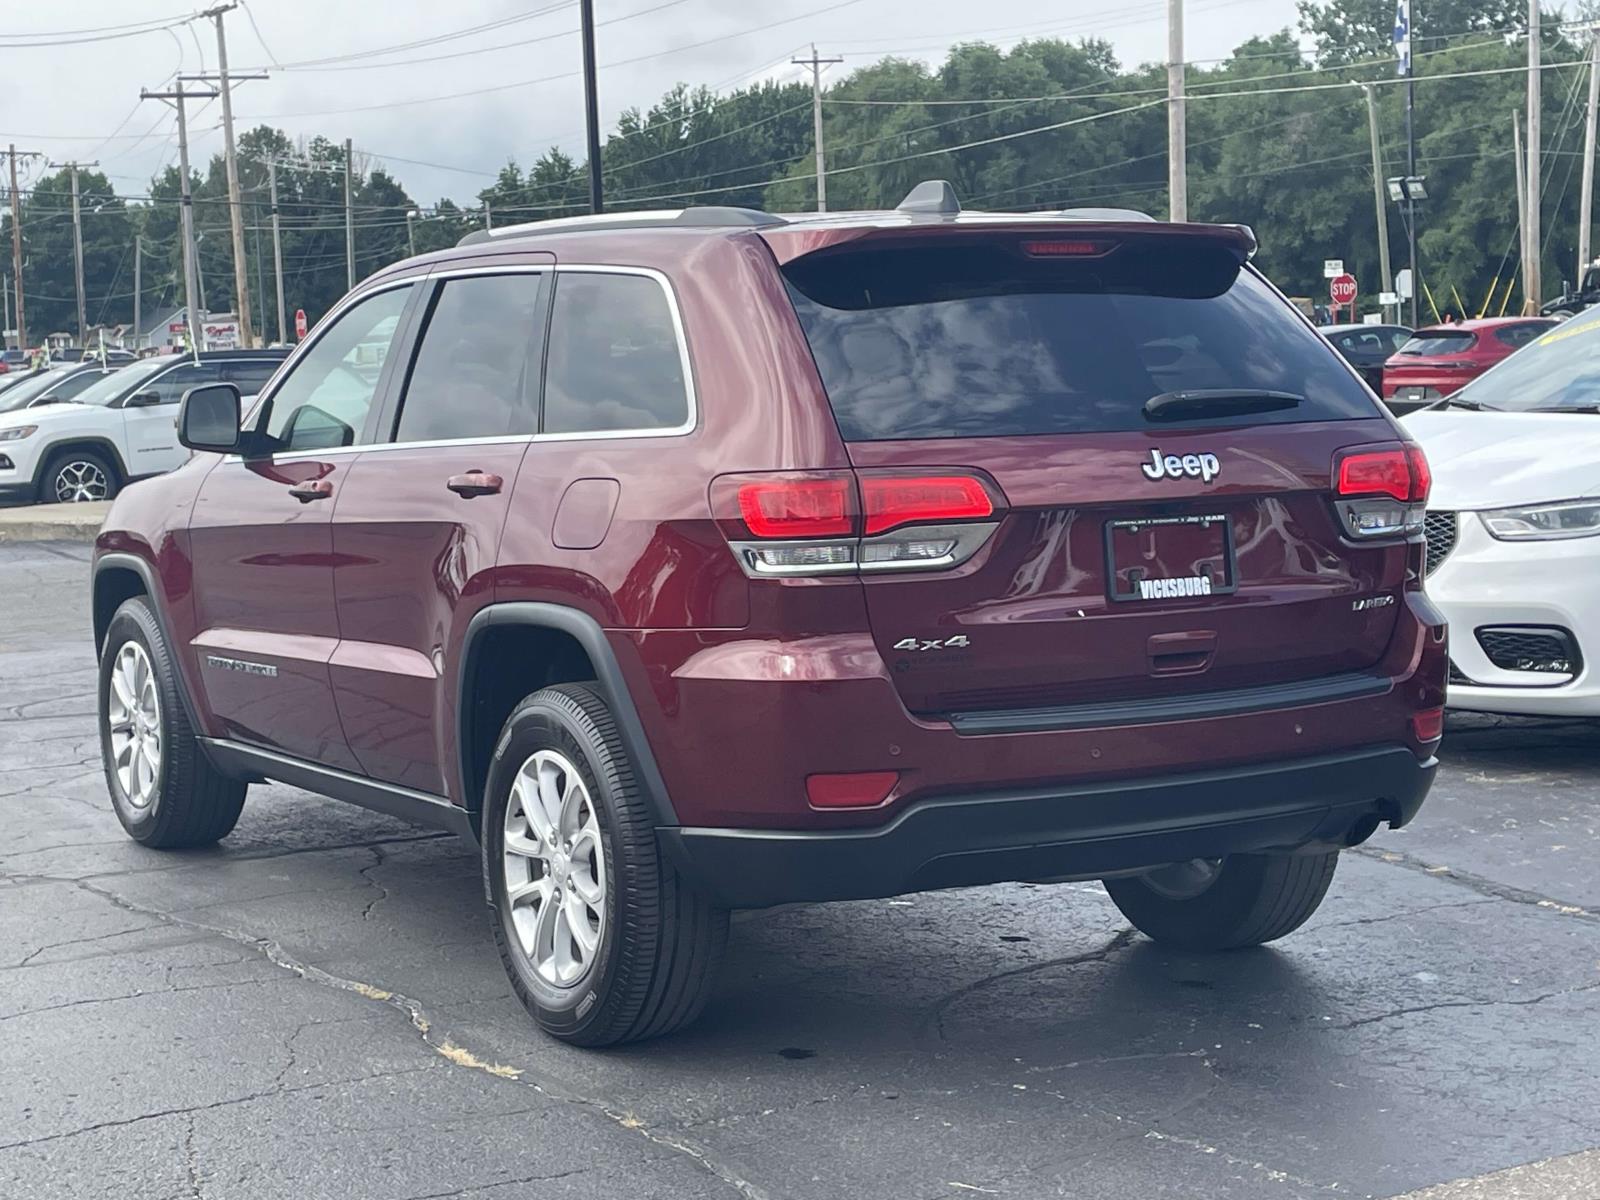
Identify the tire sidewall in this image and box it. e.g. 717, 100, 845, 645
99, 601, 176, 839
482, 697, 628, 1041
43, 449, 118, 504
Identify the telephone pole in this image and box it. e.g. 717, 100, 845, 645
268, 158, 286, 344
1526, 0, 1542, 310
142, 80, 215, 353
343, 138, 355, 289
793, 46, 843, 212
579, 0, 603, 213
2, 274, 10, 350
133, 235, 142, 350
1579, 26, 1600, 279
1167, 0, 1187, 221
1360, 85, 1394, 318
1514, 111, 1529, 306
5, 145, 39, 352
48, 160, 97, 344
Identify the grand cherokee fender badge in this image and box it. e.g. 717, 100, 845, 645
1142, 449, 1221, 483
204, 654, 278, 678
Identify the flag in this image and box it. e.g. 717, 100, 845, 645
1393, 0, 1411, 76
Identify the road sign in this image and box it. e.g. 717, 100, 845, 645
294, 309, 308, 340
1329, 274, 1358, 307
1395, 269, 1414, 300
1323, 259, 1345, 279
1379, 291, 1400, 307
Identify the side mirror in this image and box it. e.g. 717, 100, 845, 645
125, 391, 164, 408
178, 383, 242, 454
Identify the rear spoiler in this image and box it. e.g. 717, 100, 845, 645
757, 219, 1257, 267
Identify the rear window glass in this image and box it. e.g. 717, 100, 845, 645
1399, 331, 1477, 356
782, 241, 1380, 441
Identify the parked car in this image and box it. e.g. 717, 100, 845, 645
1382, 318, 1555, 411
89, 184, 1445, 1046
0, 365, 61, 399
1320, 322, 1412, 398
1539, 260, 1600, 318
1404, 311, 1600, 715
51, 347, 136, 365
0, 349, 286, 504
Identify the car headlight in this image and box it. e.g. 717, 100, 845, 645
1480, 499, 1600, 540
0, 425, 36, 441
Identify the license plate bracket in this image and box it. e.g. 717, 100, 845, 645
1105, 513, 1237, 603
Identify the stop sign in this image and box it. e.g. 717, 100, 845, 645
294, 309, 308, 340
1329, 273, 1358, 307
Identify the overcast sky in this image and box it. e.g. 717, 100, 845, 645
2, 0, 1308, 208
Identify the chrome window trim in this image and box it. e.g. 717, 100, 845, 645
226, 262, 697, 463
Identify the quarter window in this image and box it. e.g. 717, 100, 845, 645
542, 272, 689, 434
260, 286, 411, 452
393, 273, 545, 443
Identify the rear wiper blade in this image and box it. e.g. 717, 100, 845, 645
1143, 389, 1304, 422
1526, 404, 1600, 413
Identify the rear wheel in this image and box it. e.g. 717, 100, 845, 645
1104, 851, 1338, 950
482, 683, 728, 1046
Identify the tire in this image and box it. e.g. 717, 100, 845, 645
1103, 851, 1339, 951
482, 683, 728, 1046
40, 447, 119, 504
98, 597, 246, 848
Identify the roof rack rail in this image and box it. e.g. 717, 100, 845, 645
1051, 207, 1156, 222
456, 205, 785, 247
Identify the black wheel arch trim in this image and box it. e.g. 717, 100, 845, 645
34, 436, 131, 489
457, 603, 679, 829
92, 551, 207, 738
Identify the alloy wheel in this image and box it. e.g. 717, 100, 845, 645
107, 641, 162, 809
53, 459, 109, 502
501, 749, 607, 988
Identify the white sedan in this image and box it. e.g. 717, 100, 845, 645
1404, 313, 1600, 716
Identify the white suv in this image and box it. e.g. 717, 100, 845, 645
0, 351, 286, 503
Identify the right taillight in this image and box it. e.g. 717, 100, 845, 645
713, 470, 1004, 578
1333, 444, 1429, 539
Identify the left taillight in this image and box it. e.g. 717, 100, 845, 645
712, 470, 1004, 578
1333, 443, 1429, 539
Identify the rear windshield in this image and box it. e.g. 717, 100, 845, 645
1399, 331, 1477, 356
781, 240, 1380, 441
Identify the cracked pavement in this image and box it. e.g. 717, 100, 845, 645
2, 542, 1598, 1199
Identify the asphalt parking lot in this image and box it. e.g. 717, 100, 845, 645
2, 540, 1598, 1200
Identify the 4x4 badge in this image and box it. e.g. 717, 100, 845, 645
1142, 449, 1221, 483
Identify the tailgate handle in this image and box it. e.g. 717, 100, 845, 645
1148, 631, 1216, 677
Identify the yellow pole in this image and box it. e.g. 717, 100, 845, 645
1422, 279, 1442, 323
1451, 285, 1468, 318
1497, 274, 1516, 316
1477, 274, 1499, 318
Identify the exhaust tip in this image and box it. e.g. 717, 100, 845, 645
1344, 813, 1383, 848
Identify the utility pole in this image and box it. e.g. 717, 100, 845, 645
1361, 85, 1394, 319
1526, 0, 1542, 310
343, 138, 355, 290
1580, 26, 1600, 280
1167, 0, 1187, 221
579, 0, 603, 213
484, 204, 492, 231
4, 146, 37, 352
793, 46, 843, 212
142, 80, 215, 354
133, 235, 141, 351
406, 209, 418, 257
1514, 111, 1529, 304
1396, 0, 1418, 326
2, 274, 9, 350
48, 160, 96, 345
268, 158, 286, 344
187, 4, 259, 347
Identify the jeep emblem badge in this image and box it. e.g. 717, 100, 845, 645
1142, 449, 1221, 483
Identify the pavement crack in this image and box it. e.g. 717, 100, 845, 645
1313, 897, 1496, 930
182, 1112, 204, 1200
397, 1169, 591, 1200
1142, 1128, 1342, 1191
359, 844, 390, 922
924, 928, 1137, 1043
29, 872, 767, 1200
1355, 846, 1597, 921
1332, 980, 1600, 1029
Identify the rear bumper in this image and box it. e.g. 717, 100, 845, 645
661, 745, 1435, 907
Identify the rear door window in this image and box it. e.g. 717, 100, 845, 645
1493, 322, 1549, 349
141, 363, 222, 405
392, 272, 545, 443
782, 240, 1379, 441
223, 359, 283, 394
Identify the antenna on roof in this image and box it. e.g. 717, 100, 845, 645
897, 180, 961, 216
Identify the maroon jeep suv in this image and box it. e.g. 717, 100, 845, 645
91, 182, 1446, 1046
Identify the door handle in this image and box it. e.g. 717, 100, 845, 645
288, 479, 334, 503
447, 471, 503, 498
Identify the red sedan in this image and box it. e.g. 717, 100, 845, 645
1381, 317, 1555, 411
